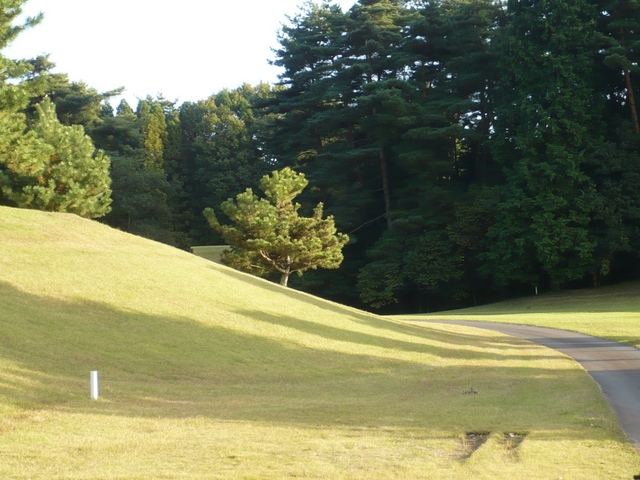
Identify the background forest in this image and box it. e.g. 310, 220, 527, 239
2, 0, 640, 313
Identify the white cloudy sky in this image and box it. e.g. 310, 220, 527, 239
6, 0, 356, 106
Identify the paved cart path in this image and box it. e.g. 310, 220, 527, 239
425, 320, 640, 451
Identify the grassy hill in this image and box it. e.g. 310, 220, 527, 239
0, 206, 639, 479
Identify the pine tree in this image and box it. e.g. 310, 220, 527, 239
268, 0, 347, 167
93, 98, 184, 245
107, 154, 174, 243
2, 97, 112, 218
354, 0, 502, 308
89, 99, 143, 154
0, 1, 52, 209
26, 69, 123, 128
577, 0, 640, 285
0, 0, 45, 113
486, 0, 600, 288
598, 0, 640, 134
204, 167, 349, 287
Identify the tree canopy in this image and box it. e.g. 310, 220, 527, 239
203, 167, 349, 287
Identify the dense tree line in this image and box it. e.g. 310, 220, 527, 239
261, 0, 640, 311
2, 0, 640, 312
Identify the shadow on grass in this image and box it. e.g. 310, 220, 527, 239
0, 281, 621, 442
238, 309, 558, 361
212, 264, 538, 351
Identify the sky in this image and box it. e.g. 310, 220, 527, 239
6, 0, 357, 107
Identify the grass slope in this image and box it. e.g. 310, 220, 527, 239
0, 206, 638, 479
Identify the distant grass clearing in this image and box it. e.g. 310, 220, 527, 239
397, 282, 640, 348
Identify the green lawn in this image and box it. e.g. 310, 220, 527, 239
0, 206, 639, 479
396, 282, 640, 348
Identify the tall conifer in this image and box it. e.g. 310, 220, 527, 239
487, 0, 600, 287
204, 167, 349, 287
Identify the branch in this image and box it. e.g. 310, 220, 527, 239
259, 250, 288, 274
348, 213, 387, 235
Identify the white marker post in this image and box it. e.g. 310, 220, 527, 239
90, 370, 99, 399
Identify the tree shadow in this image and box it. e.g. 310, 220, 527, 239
0, 281, 624, 444
237, 309, 559, 361
211, 265, 534, 350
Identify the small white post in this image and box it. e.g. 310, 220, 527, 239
90, 370, 99, 399
535, 286, 538, 295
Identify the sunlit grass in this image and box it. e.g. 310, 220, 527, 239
0, 206, 639, 478
397, 282, 640, 347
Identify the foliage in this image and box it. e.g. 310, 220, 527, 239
178, 85, 274, 245
204, 167, 349, 286
28, 70, 123, 127
0, 0, 45, 113
486, 0, 601, 287
107, 154, 175, 243
266, 0, 503, 308
137, 98, 167, 171
0, 97, 112, 217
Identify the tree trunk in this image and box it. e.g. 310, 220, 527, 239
624, 68, 640, 135
380, 147, 392, 230
619, 28, 640, 135
280, 258, 291, 287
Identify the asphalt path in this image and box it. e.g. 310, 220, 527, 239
426, 320, 640, 451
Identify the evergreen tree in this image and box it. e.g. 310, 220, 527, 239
179, 86, 272, 245
0, 1, 51, 210
268, 0, 355, 224
90, 99, 143, 154
204, 167, 349, 287
584, 0, 640, 284
107, 154, 174, 243
354, 0, 501, 308
337, 0, 418, 230
267, 0, 418, 304
0, 0, 45, 113
93, 97, 187, 245
138, 98, 167, 171
268, 0, 347, 167
31, 74, 122, 128
6, 0, 639, 307
486, 0, 601, 288
597, 0, 640, 134
2, 97, 112, 218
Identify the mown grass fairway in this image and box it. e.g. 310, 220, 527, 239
397, 282, 640, 348
1, 207, 639, 479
